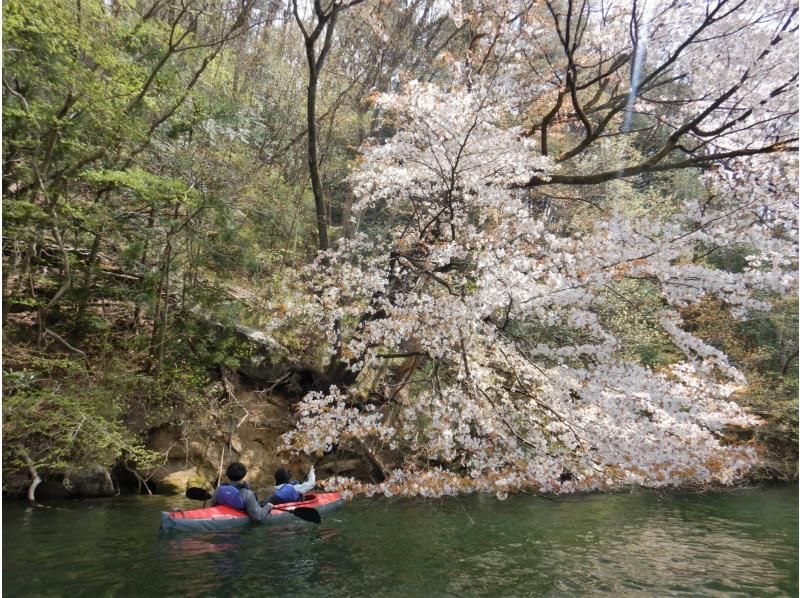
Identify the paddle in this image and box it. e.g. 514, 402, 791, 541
185, 487, 321, 524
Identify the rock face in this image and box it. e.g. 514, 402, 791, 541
130, 318, 305, 495
64, 464, 116, 498
1, 316, 382, 500
233, 324, 288, 382
144, 389, 314, 496
237, 352, 284, 383
188, 308, 290, 383
35, 321, 378, 498
157, 470, 210, 495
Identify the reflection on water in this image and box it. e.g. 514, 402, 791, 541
3, 485, 797, 597
163, 533, 244, 579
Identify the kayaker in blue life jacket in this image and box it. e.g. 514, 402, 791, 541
268, 465, 315, 505
209, 462, 273, 522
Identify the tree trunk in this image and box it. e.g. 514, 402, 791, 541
133, 206, 156, 330
20, 450, 42, 502
75, 230, 103, 323
305, 50, 328, 251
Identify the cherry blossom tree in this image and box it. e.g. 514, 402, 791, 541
277, 0, 798, 497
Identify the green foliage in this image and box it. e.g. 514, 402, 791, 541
3, 358, 162, 473
0, 337, 228, 484
598, 278, 682, 367
703, 245, 758, 274
81, 167, 193, 205
683, 296, 799, 476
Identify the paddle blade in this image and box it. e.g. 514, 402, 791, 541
275, 506, 321, 524
291, 507, 322, 524
186, 487, 212, 501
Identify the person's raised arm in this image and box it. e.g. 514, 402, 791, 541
294, 466, 315, 494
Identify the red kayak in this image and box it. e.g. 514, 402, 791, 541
160, 492, 344, 533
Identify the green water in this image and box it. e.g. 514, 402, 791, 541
3, 484, 797, 597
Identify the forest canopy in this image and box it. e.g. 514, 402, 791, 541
3, 0, 798, 498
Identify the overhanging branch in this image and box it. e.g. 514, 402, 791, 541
519, 140, 798, 187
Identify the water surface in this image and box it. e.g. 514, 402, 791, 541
3, 484, 797, 596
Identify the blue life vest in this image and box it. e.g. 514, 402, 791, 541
216, 484, 246, 510
272, 483, 301, 504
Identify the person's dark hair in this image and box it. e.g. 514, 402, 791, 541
226, 462, 247, 482
275, 467, 290, 485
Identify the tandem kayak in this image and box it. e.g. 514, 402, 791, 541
159, 492, 344, 533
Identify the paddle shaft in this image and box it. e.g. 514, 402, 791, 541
270, 505, 322, 524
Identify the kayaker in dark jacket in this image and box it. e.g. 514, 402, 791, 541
209, 462, 273, 522
268, 466, 315, 505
